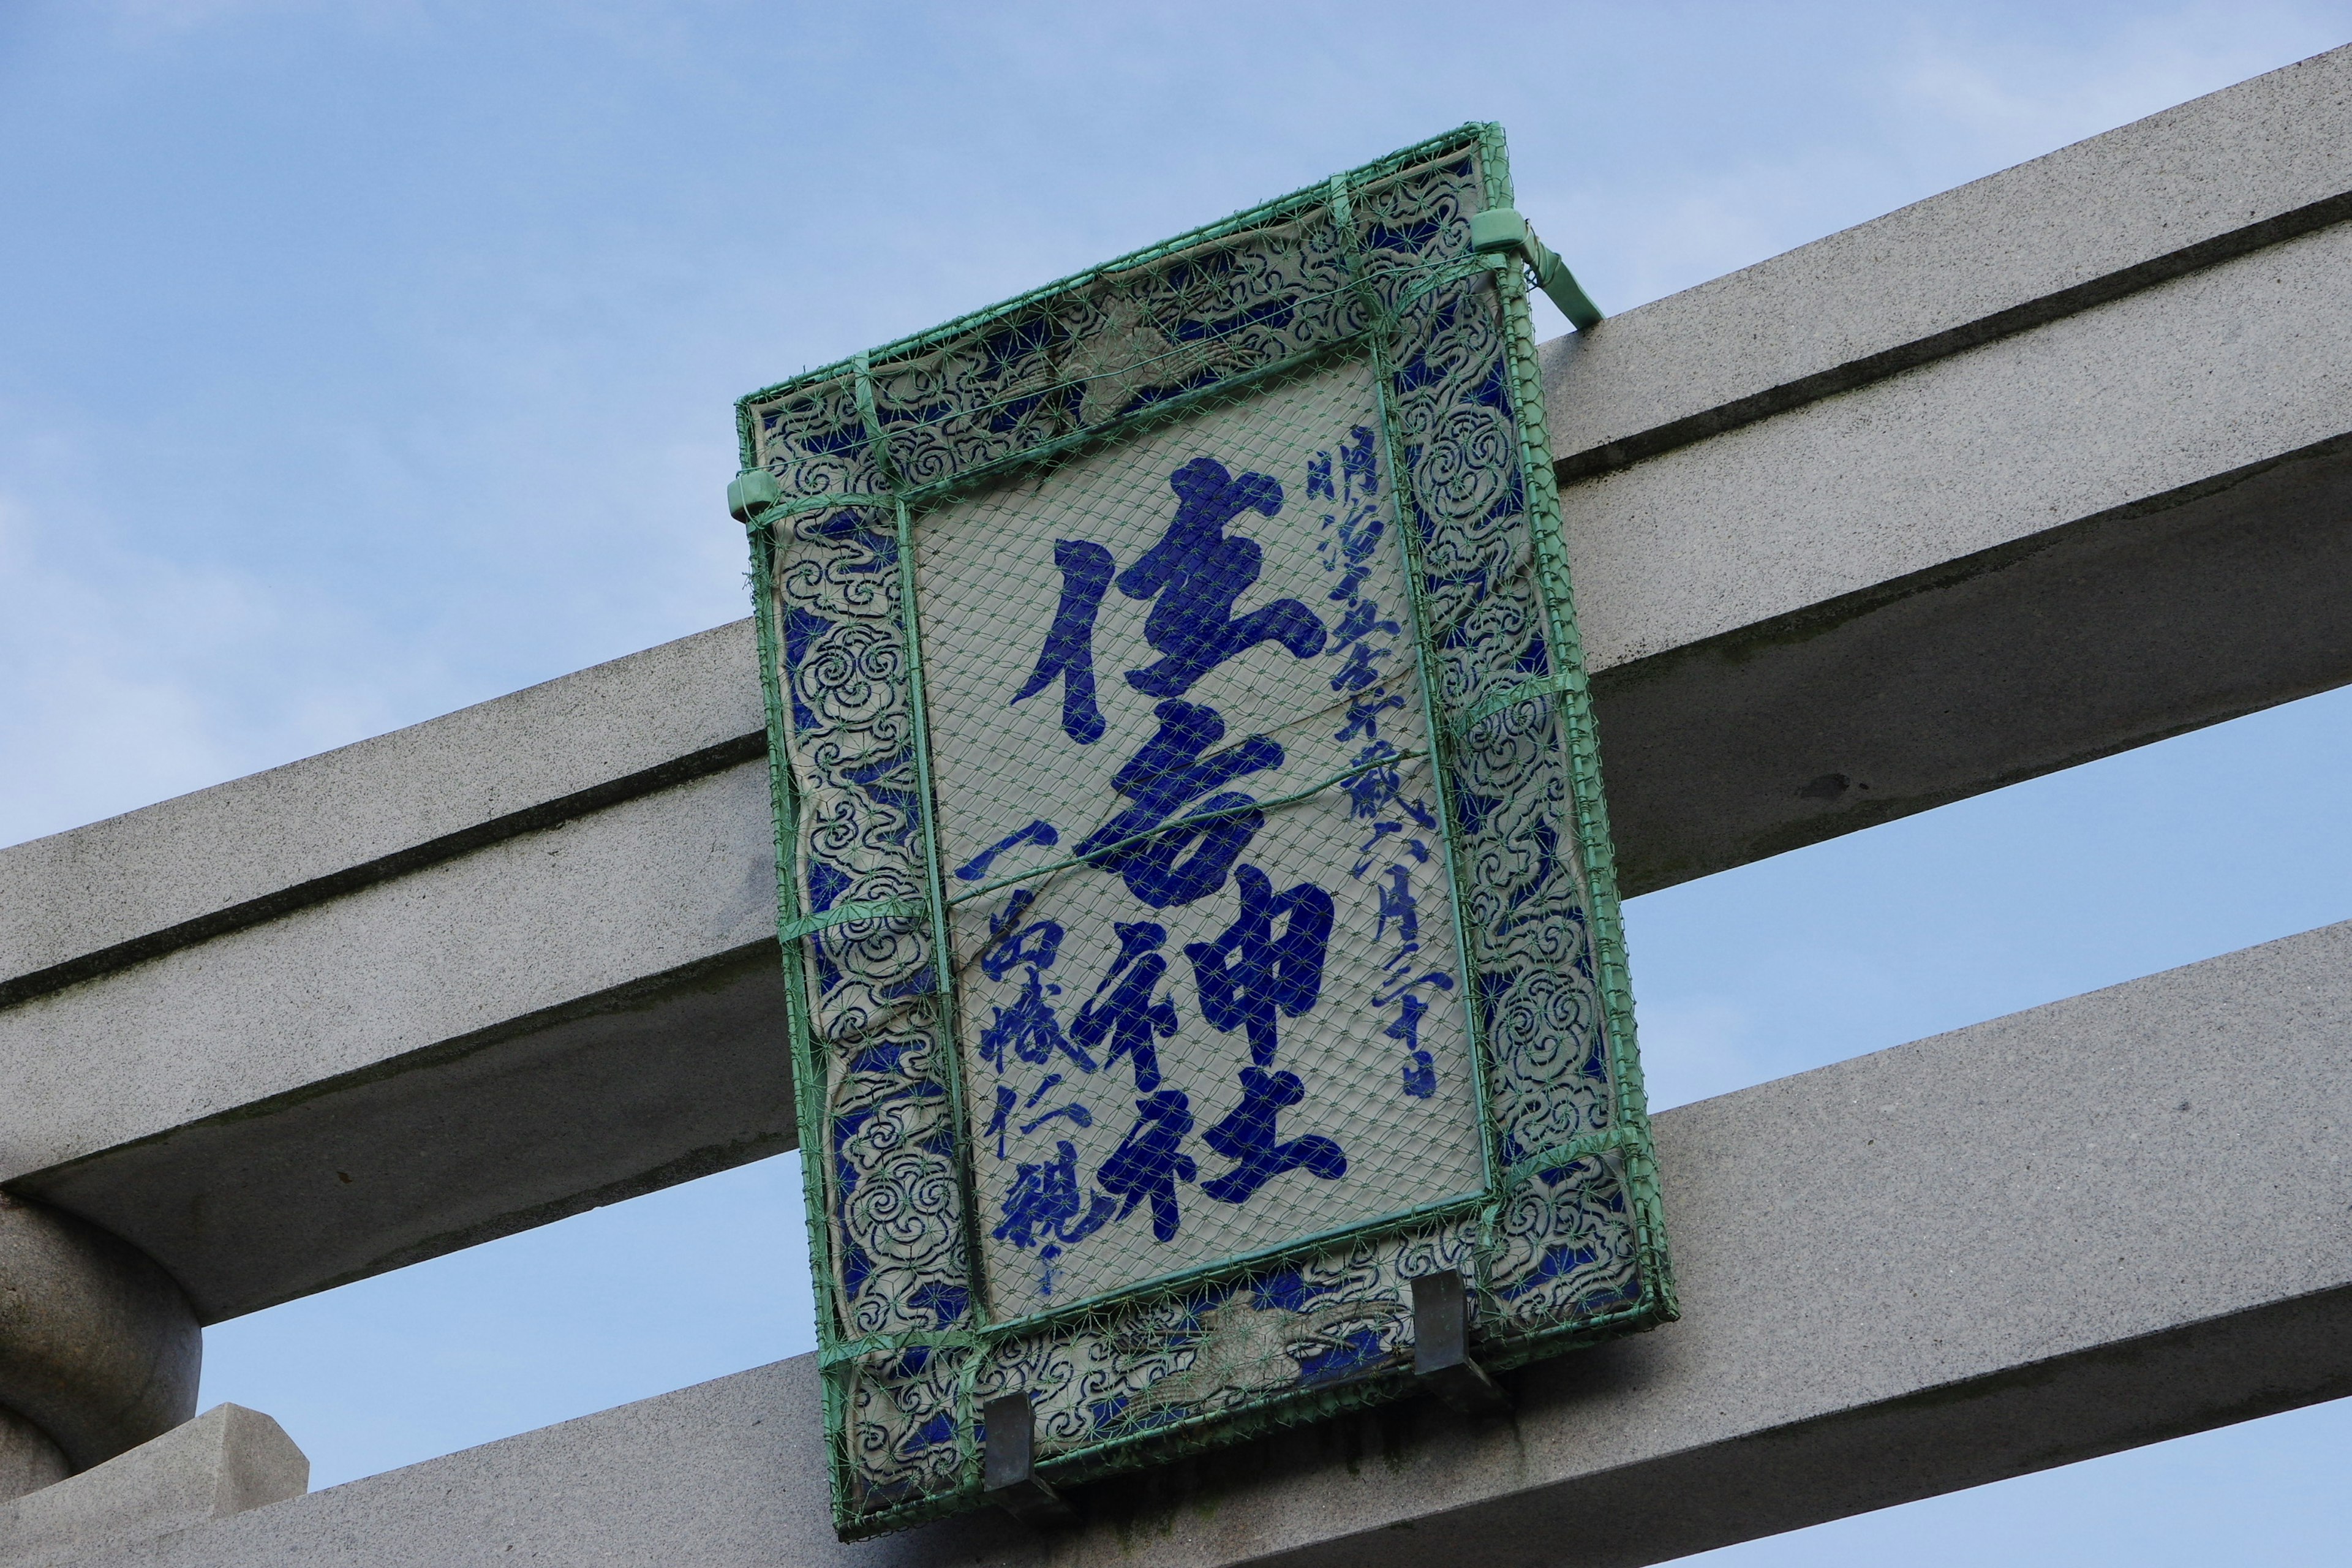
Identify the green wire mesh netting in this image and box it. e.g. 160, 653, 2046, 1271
730, 123, 1674, 1540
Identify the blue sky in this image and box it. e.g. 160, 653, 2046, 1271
8, 2, 2352, 1560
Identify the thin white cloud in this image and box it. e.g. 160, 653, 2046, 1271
0, 486, 393, 848
1895, 1, 2352, 167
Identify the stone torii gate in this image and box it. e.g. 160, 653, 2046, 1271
7, 43, 2352, 1567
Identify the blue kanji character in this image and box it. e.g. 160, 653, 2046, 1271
1075, 699, 1283, 908
979, 968, 1093, 1073
1118, 458, 1325, 698
1340, 425, 1380, 495
986, 1084, 1017, 1158
1325, 584, 1401, 694
956, 819, 1058, 884
1325, 596, 1402, 693
1010, 539, 1115, 744
994, 1140, 1115, 1278
1351, 820, 1432, 880
1376, 863, 1418, 944
1388, 995, 1437, 1098
1185, 864, 1335, 1066
1376, 968, 1456, 1099
1376, 968, 1457, 1006
1315, 432, 1387, 602
977, 889, 1088, 1071
1199, 1066, 1348, 1204
1336, 692, 1405, 744
1071, 921, 1181, 1089
1329, 598, 1401, 648
1096, 1090, 1198, 1242
1340, 742, 1404, 822
1352, 816, 1436, 879
979, 888, 1063, 982
1328, 640, 1390, 693
1019, 1102, 1094, 1136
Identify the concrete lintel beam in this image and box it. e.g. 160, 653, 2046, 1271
1581, 211, 2352, 891
4, 767, 789, 1322
74, 916, 2352, 1567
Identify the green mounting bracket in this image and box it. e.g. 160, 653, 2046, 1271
1468, 208, 1603, 332
728, 467, 783, 525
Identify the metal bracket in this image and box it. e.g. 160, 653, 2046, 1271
981, 1393, 1076, 1527
1412, 1270, 1511, 1416
1468, 208, 1603, 332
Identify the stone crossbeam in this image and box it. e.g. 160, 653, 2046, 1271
6, 45, 2352, 1328
68, 918, 2352, 1566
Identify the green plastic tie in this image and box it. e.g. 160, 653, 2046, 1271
1469, 207, 1602, 331
1453, 670, 1586, 733
1498, 1126, 1640, 1191
775, 896, 925, 944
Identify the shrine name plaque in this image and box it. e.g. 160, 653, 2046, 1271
731, 123, 1673, 1539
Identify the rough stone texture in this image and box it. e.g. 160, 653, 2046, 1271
1562, 217, 2352, 671
0, 1414, 66, 1506
6, 766, 785, 1323
1583, 224, 2352, 890
1539, 41, 2352, 470
0, 1405, 306, 1567
8, 44, 2352, 1331
18, 941, 790, 1324
61, 917, 2352, 1567
0, 1199, 197, 1475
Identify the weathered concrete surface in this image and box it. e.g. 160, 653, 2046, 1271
66, 917, 2352, 1567
18, 941, 790, 1324
0, 1405, 306, 1567
1540, 48, 2352, 893
1, 619, 785, 1324
0, 1416, 65, 1508
9, 44, 2352, 1326
1579, 222, 2352, 890
0, 1198, 197, 1477
7, 766, 786, 1322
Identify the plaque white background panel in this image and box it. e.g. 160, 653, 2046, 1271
919, 360, 1482, 1320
